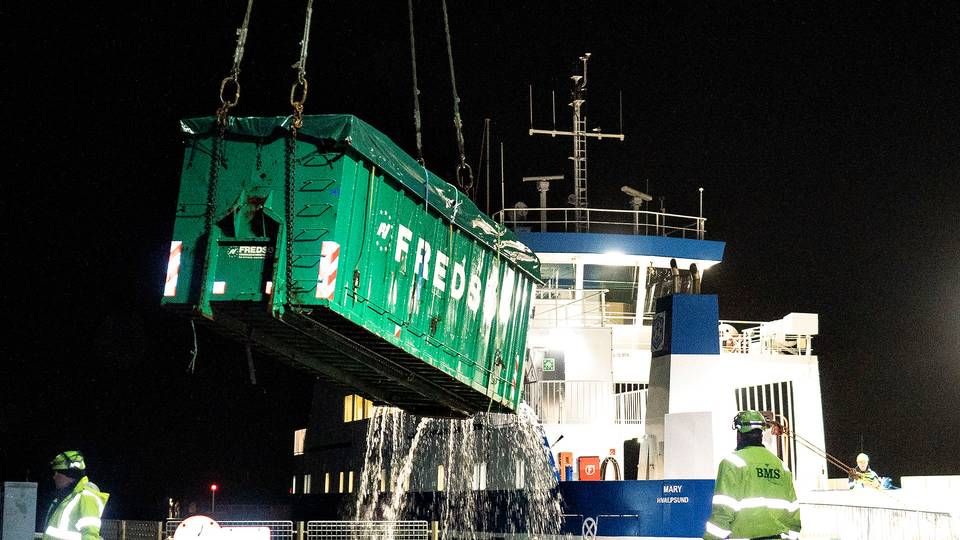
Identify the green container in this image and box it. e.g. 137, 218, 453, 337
162, 115, 540, 416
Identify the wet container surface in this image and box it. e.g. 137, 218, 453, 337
163, 115, 540, 417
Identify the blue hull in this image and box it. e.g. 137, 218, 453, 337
559, 480, 714, 539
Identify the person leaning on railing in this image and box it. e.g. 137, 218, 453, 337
848, 453, 881, 489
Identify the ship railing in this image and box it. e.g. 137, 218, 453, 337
719, 320, 815, 356
523, 381, 647, 424
493, 206, 706, 239
532, 288, 638, 327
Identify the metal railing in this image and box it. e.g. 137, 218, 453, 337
306, 521, 428, 540
523, 381, 646, 424
493, 206, 706, 239
165, 520, 294, 540
104, 520, 430, 540
101, 520, 164, 540
719, 320, 815, 356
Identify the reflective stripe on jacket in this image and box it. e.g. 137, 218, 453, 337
43, 477, 110, 540
703, 445, 801, 540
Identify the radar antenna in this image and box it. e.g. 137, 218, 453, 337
529, 53, 625, 231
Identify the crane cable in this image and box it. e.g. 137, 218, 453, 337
216, 0, 255, 128
284, 0, 314, 306
407, 0, 425, 166
290, 0, 313, 133
440, 0, 474, 196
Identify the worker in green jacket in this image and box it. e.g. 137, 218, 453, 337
42, 451, 110, 540
703, 411, 801, 540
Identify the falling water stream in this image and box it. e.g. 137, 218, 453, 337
353, 404, 563, 538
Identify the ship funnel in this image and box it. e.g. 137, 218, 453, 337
690, 263, 701, 294
670, 259, 680, 292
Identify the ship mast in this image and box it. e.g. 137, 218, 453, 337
529, 53, 624, 231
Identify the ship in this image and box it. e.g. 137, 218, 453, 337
157, 42, 959, 535
281, 55, 960, 540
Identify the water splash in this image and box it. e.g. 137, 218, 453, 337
354, 403, 563, 537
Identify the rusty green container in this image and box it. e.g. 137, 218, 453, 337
162, 115, 540, 416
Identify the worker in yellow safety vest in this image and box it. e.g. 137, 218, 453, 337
42, 451, 110, 540
703, 411, 801, 540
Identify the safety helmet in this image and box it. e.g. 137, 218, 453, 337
856, 453, 869, 464
50, 451, 86, 471
732, 410, 767, 433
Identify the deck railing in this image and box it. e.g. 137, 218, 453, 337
493, 207, 706, 239
719, 320, 816, 356
523, 381, 647, 424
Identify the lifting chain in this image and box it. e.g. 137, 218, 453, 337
282, 0, 315, 305
284, 128, 298, 301
441, 0, 474, 195
289, 0, 314, 133
216, 0, 254, 127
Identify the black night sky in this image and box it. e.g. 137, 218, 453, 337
3, 1, 959, 520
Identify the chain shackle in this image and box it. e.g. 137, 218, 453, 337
216, 76, 241, 127
456, 160, 474, 192
289, 76, 308, 131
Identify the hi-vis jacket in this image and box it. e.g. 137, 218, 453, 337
703, 445, 801, 540
43, 476, 109, 540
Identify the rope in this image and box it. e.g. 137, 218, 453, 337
216, 0, 255, 126
440, 0, 473, 194
773, 414, 854, 475
408, 0, 425, 165
289, 0, 314, 132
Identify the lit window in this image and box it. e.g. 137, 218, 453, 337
304, 474, 312, 494
324, 473, 330, 494
348, 471, 355, 493
364, 399, 374, 419
472, 462, 487, 491
354, 398, 364, 422
515, 461, 525, 489
343, 396, 354, 422
293, 428, 306, 456
338, 472, 344, 493
437, 464, 446, 492
379, 469, 386, 492
344, 395, 375, 422
291, 475, 297, 494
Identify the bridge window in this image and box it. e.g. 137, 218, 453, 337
584, 264, 639, 316
540, 263, 576, 290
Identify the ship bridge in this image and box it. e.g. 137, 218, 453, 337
494, 205, 724, 328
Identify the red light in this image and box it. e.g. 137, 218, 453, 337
210, 484, 218, 492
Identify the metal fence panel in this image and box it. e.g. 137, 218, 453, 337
165, 520, 294, 540
306, 521, 428, 540
101, 520, 161, 540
